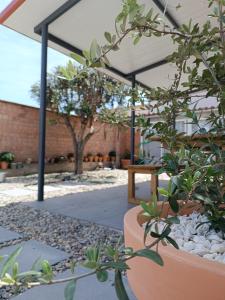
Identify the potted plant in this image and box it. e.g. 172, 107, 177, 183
97, 152, 103, 162
0, 152, 15, 170
67, 153, 75, 162
120, 149, 131, 169
84, 156, 89, 162
87, 152, 94, 162
94, 154, 99, 162
102, 154, 109, 162
108, 150, 116, 162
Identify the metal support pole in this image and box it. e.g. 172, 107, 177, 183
37, 24, 48, 201
131, 75, 136, 165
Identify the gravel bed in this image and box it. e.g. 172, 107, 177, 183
0, 203, 122, 299
147, 212, 225, 264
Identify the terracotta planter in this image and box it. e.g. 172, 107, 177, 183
98, 157, 103, 162
124, 202, 225, 300
94, 156, 99, 162
120, 159, 131, 169
0, 161, 9, 170
103, 155, 109, 162
84, 157, 89, 162
88, 156, 94, 162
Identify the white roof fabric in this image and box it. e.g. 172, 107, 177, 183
0, 0, 212, 88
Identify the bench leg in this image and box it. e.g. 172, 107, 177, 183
151, 174, 158, 200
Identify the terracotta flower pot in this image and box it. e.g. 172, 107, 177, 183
103, 155, 109, 162
0, 161, 9, 170
84, 157, 89, 162
124, 202, 225, 300
88, 156, 94, 162
120, 159, 131, 169
98, 157, 103, 162
94, 156, 99, 162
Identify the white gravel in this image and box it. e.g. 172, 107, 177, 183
148, 212, 225, 264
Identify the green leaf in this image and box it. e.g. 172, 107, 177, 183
90, 39, 99, 61
96, 270, 108, 282
135, 249, 163, 266
115, 271, 129, 300
41, 260, 53, 281
82, 261, 98, 269
64, 280, 76, 300
166, 236, 179, 249
70, 53, 86, 66
166, 216, 180, 225
168, 197, 179, 213
17, 270, 42, 279
12, 262, 19, 279
1, 247, 22, 277
133, 34, 141, 45
104, 32, 112, 43
158, 188, 169, 197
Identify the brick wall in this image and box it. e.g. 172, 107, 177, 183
0, 100, 136, 162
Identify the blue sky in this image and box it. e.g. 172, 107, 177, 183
0, 0, 70, 107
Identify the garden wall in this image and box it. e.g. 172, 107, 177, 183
0, 100, 138, 162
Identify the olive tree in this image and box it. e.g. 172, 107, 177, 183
31, 61, 128, 174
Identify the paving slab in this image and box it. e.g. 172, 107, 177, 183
12, 268, 137, 300
0, 240, 70, 272
0, 227, 22, 243
26, 181, 168, 230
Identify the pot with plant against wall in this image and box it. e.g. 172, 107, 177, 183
103, 154, 109, 162
87, 153, 94, 162
109, 150, 116, 162
0, 152, 15, 170
94, 155, 99, 162
97, 153, 103, 162
120, 149, 131, 169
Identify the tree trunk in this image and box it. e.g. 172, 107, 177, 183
74, 141, 84, 175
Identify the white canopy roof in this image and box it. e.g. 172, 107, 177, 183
0, 0, 211, 88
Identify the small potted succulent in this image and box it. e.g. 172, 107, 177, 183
108, 150, 116, 162
0, 152, 15, 170
87, 152, 94, 162
120, 149, 131, 169
97, 152, 103, 162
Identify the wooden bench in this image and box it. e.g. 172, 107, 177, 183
128, 165, 161, 205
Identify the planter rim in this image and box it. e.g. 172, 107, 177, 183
124, 205, 225, 275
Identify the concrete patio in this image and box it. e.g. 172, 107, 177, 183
26, 180, 168, 230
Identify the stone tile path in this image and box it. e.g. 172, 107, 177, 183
0, 240, 70, 272
0, 227, 136, 299
0, 227, 22, 243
